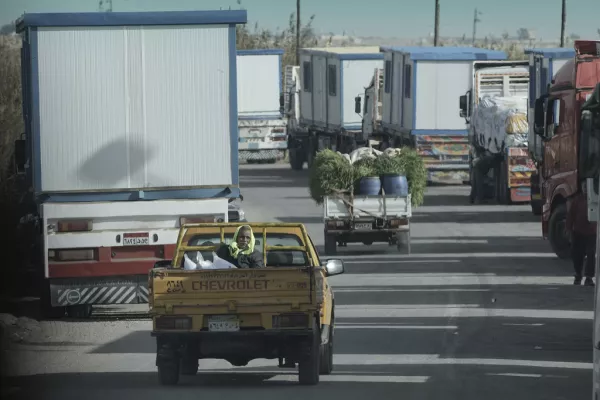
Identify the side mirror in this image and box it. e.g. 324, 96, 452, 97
355, 96, 362, 114
154, 259, 172, 269
323, 259, 344, 276
534, 95, 548, 136
14, 138, 26, 174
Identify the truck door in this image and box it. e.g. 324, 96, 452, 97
542, 96, 563, 179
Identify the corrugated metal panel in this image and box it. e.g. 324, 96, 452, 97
341, 59, 383, 128
327, 58, 341, 127
312, 55, 327, 125
237, 54, 280, 116
299, 53, 312, 122
381, 52, 393, 125
414, 61, 471, 130
37, 25, 232, 192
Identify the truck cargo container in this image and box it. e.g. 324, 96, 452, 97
458, 60, 534, 204
377, 46, 507, 184
287, 46, 384, 170
524, 47, 576, 215
237, 49, 287, 163
13, 10, 247, 318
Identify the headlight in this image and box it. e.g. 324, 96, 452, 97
238, 210, 245, 220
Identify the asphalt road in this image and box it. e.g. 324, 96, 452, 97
2, 164, 595, 400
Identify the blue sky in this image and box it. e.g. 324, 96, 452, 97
1, 0, 598, 40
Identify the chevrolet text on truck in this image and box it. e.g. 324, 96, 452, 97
13, 10, 248, 318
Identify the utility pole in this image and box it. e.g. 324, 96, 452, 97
472, 8, 482, 45
296, 0, 301, 65
433, 0, 440, 46
560, 0, 566, 47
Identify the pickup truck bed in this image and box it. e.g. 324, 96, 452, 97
323, 194, 412, 254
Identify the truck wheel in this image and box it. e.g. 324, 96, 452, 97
396, 231, 411, 254
40, 282, 66, 319
66, 304, 93, 319
549, 203, 571, 259
298, 318, 320, 385
289, 148, 304, 170
319, 318, 334, 374
158, 360, 180, 386
324, 233, 336, 255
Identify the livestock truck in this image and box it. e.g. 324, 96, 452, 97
369, 46, 510, 185
525, 48, 576, 215
458, 60, 536, 204
532, 40, 600, 259
286, 47, 384, 170
236, 49, 288, 163
13, 10, 247, 318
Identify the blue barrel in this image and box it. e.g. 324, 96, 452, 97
358, 176, 381, 195
381, 174, 409, 196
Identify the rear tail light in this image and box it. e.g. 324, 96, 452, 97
155, 316, 192, 330
179, 215, 224, 225
48, 249, 95, 261
272, 313, 309, 329
326, 220, 345, 229
389, 219, 408, 227
52, 220, 93, 233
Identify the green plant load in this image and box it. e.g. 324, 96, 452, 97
308, 147, 427, 207
308, 149, 355, 205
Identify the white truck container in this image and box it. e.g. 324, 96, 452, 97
14, 10, 247, 318
523, 48, 576, 216
236, 49, 287, 163
378, 46, 507, 184
323, 194, 412, 255
287, 47, 384, 170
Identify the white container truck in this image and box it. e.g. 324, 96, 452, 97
287, 47, 384, 170
373, 46, 508, 185
13, 10, 247, 318
236, 49, 287, 163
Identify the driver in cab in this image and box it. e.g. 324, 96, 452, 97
215, 225, 264, 268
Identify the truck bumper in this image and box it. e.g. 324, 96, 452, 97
50, 275, 149, 307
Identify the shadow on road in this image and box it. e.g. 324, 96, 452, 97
4, 360, 591, 400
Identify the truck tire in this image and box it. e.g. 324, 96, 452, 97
319, 313, 334, 375
289, 148, 304, 170
40, 282, 66, 319
157, 359, 180, 386
324, 233, 337, 255
531, 201, 542, 216
548, 203, 571, 259
298, 317, 320, 385
66, 305, 92, 319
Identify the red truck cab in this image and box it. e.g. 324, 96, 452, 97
533, 40, 600, 258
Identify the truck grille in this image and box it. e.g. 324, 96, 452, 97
228, 210, 240, 222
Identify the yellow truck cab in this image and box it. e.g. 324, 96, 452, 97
149, 222, 345, 386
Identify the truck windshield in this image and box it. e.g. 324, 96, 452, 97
186, 233, 309, 267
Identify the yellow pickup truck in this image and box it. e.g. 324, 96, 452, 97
149, 222, 345, 386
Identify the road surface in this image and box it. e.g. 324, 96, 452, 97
1, 164, 594, 400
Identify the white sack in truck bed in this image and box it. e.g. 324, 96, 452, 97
471, 96, 529, 154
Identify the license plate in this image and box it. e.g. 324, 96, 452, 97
208, 315, 240, 332
122, 232, 149, 246
354, 222, 372, 230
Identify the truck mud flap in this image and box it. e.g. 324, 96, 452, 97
50, 275, 149, 306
